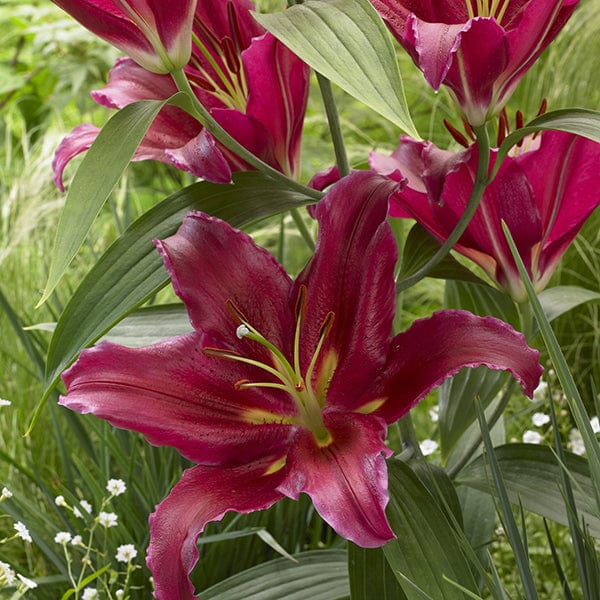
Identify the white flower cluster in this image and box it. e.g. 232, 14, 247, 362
106, 478, 127, 496
115, 543, 137, 563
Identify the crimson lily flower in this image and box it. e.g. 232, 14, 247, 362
370, 0, 578, 125
52, 0, 197, 73
60, 172, 541, 599
371, 131, 600, 301
52, 0, 309, 189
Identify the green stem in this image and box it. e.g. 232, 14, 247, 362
396, 413, 423, 459
169, 69, 322, 201
396, 124, 491, 292
290, 207, 315, 251
316, 72, 350, 178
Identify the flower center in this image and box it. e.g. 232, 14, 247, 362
203, 286, 335, 446
188, 3, 248, 111
465, 0, 510, 23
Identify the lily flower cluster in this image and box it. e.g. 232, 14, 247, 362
47, 0, 597, 599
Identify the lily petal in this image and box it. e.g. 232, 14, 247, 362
278, 412, 394, 547
365, 310, 542, 423
155, 212, 294, 356
148, 459, 287, 600
294, 172, 399, 408
60, 334, 295, 465
52, 123, 100, 192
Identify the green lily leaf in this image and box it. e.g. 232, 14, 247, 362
254, 0, 418, 137
202, 550, 349, 600
383, 460, 478, 599
538, 285, 600, 323
39, 93, 189, 306
457, 444, 600, 538
34, 173, 312, 433
400, 224, 485, 285
348, 544, 407, 600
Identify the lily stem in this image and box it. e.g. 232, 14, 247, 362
316, 71, 350, 178
169, 68, 322, 201
290, 207, 315, 251
396, 412, 423, 459
396, 123, 491, 292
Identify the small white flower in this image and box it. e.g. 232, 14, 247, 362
0, 561, 16, 585
73, 506, 82, 518
428, 405, 439, 423
532, 380, 548, 402
98, 511, 118, 528
115, 590, 125, 599
71, 535, 83, 547
116, 543, 138, 563
79, 499, 93, 514
522, 430, 543, 444
419, 439, 438, 456
17, 573, 38, 589
590, 416, 600, 434
532, 412, 550, 427
54, 531, 72, 544
494, 525, 505, 536
55, 495, 67, 507
14, 521, 32, 543
82, 588, 99, 600
1, 486, 12, 499
568, 428, 586, 456
0, 398, 11, 407
106, 478, 127, 496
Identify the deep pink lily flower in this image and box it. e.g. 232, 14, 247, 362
371, 131, 600, 301
52, 0, 309, 189
52, 0, 197, 73
60, 172, 541, 599
370, 0, 578, 125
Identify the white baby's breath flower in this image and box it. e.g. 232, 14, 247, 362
568, 428, 586, 455
0, 561, 16, 585
14, 521, 32, 543
116, 543, 138, 563
532, 380, 548, 402
98, 511, 118, 528
82, 588, 99, 600
73, 506, 82, 518
79, 499, 93, 514
522, 430, 543, 444
106, 478, 127, 496
428, 405, 439, 423
591, 416, 600, 434
0, 398, 11, 407
1, 486, 12, 499
16, 573, 38, 589
54, 531, 72, 545
115, 590, 125, 599
55, 495, 67, 507
532, 412, 550, 427
71, 535, 83, 547
419, 439, 438, 456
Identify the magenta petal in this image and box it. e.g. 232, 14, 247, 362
278, 412, 394, 547
148, 460, 286, 600
155, 212, 294, 355
52, 123, 100, 191
368, 310, 542, 423
294, 172, 399, 407
60, 335, 295, 465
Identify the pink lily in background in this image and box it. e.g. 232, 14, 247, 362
52, 0, 197, 73
52, 0, 310, 188
370, 0, 579, 125
60, 171, 542, 599
371, 131, 600, 301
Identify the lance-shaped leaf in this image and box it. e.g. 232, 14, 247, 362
254, 0, 418, 137
39, 93, 188, 307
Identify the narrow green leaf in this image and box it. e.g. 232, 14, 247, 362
60, 564, 110, 600
39, 173, 312, 418
495, 109, 600, 174
457, 444, 600, 538
254, 0, 418, 137
39, 93, 187, 306
202, 550, 349, 600
383, 460, 478, 600
400, 224, 485, 285
538, 285, 600, 323
348, 544, 407, 600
